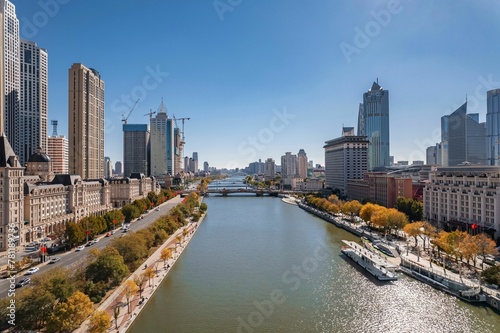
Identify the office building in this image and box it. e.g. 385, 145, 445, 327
441, 102, 486, 166
357, 103, 364, 136
150, 100, 174, 176
17, 40, 48, 166
1, 0, 20, 144
47, 135, 68, 174
487, 89, 500, 165
123, 123, 149, 177
203, 161, 209, 172
68, 63, 105, 179
281, 152, 297, 189
265, 158, 275, 180
114, 161, 122, 175
360, 81, 390, 170
324, 127, 368, 194
297, 149, 308, 179
184, 156, 190, 173
104, 157, 112, 178
192, 152, 198, 173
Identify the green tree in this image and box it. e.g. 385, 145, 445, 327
104, 209, 125, 230
111, 233, 148, 270
147, 191, 159, 207
46, 291, 94, 333
32, 267, 76, 302
122, 203, 140, 222
65, 222, 85, 247
16, 287, 56, 330
394, 197, 423, 222
88, 310, 111, 333
199, 202, 208, 213
86, 247, 129, 288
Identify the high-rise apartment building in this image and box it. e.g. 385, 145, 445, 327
68, 63, 105, 179
150, 100, 174, 176
192, 152, 198, 173
104, 157, 112, 178
281, 152, 297, 178
441, 102, 486, 166
47, 135, 68, 174
360, 81, 390, 170
297, 149, 308, 179
184, 156, 190, 173
1, 0, 20, 144
18, 40, 48, 166
324, 127, 368, 193
265, 158, 275, 180
123, 124, 149, 177
487, 89, 500, 165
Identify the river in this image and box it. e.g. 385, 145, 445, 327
128, 179, 500, 333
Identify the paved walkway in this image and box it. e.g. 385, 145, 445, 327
74, 213, 205, 333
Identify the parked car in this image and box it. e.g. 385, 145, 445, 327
49, 257, 61, 264
75, 245, 85, 251
15, 278, 31, 288
26, 267, 39, 275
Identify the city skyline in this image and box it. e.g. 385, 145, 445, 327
8, 0, 500, 168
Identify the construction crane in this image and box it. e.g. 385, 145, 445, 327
173, 115, 190, 172
121, 99, 140, 124
144, 109, 156, 120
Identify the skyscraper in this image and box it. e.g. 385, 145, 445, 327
441, 102, 486, 166
487, 89, 500, 165
192, 152, 198, 173
1, 0, 20, 143
150, 100, 174, 176
47, 121, 68, 174
104, 156, 112, 178
123, 124, 149, 177
361, 81, 390, 170
297, 149, 308, 179
357, 103, 364, 136
203, 161, 209, 172
324, 127, 368, 193
18, 40, 48, 166
265, 158, 275, 180
114, 161, 122, 175
68, 63, 105, 179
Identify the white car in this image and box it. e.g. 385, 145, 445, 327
26, 267, 39, 275
75, 245, 85, 251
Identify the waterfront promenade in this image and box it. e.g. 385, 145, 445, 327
74, 212, 205, 333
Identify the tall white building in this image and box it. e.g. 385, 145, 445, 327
18, 40, 48, 166
0, 0, 20, 144
150, 100, 174, 176
68, 63, 105, 179
104, 156, 112, 178
487, 89, 500, 166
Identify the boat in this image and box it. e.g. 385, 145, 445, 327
372, 240, 399, 257
281, 196, 298, 206
341, 240, 398, 281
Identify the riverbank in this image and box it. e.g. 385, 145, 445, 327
74, 205, 207, 333
298, 201, 500, 312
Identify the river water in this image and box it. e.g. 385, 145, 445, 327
129, 179, 500, 333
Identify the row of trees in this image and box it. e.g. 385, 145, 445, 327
0, 192, 204, 332
64, 189, 178, 247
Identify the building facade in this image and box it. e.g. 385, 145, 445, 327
487, 89, 500, 166
324, 127, 368, 193
47, 135, 68, 174
281, 152, 297, 189
423, 166, 500, 241
265, 158, 275, 180
104, 157, 112, 178
150, 100, 174, 176
361, 81, 390, 170
297, 149, 308, 179
18, 40, 48, 166
123, 123, 149, 177
108, 173, 156, 208
441, 102, 486, 166
68, 63, 105, 179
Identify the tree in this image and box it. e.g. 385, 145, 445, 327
121, 203, 140, 222
342, 200, 362, 221
147, 191, 159, 207
403, 221, 424, 247
475, 233, 498, 269
16, 287, 56, 330
88, 310, 111, 333
359, 203, 382, 225
32, 267, 76, 302
123, 280, 139, 314
143, 267, 156, 287
369, 206, 389, 230
394, 196, 423, 221
65, 222, 85, 247
104, 209, 125, 230
199, 202, 208, 213
46, 291, 94, 333
111, 233, 148, 270
386, 208, 408, 234
133, 274, 146, 298
86, 247, 129, 288
161, 248, 173, 267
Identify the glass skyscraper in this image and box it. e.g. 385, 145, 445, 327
361, 81, 390, 170
487, 89, 500, 165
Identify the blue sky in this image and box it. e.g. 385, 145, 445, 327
11, 0, 500, 169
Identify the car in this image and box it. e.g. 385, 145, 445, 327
15, 278, 31, 288
92, 238, 100, 243
26, 267, 39, 275
76, 245, 85, 251
49, 257, 61, 264
122, 228, 129, 233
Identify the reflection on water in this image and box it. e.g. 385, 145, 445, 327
129, 192, 500, 333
